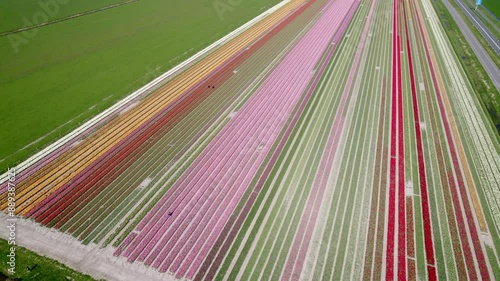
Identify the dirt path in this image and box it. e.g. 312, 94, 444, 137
0, 214, 176, 281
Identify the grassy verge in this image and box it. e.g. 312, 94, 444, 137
431, 0, 500, 135
0, 238, 97, 281
483, 2, 500, 18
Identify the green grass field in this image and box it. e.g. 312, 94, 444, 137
0, 238, 97, 280
0, 0, 129, 33
483, 1, 500, 18
0, 0, 279, 172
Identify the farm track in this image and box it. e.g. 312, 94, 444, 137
2, 0, 500, 280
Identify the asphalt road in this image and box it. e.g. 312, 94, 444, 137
441, 0, 500, 92
476, 6, 500, 35
455, 0, 500, 55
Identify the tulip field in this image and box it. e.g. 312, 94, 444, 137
1, 0, 500, 279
